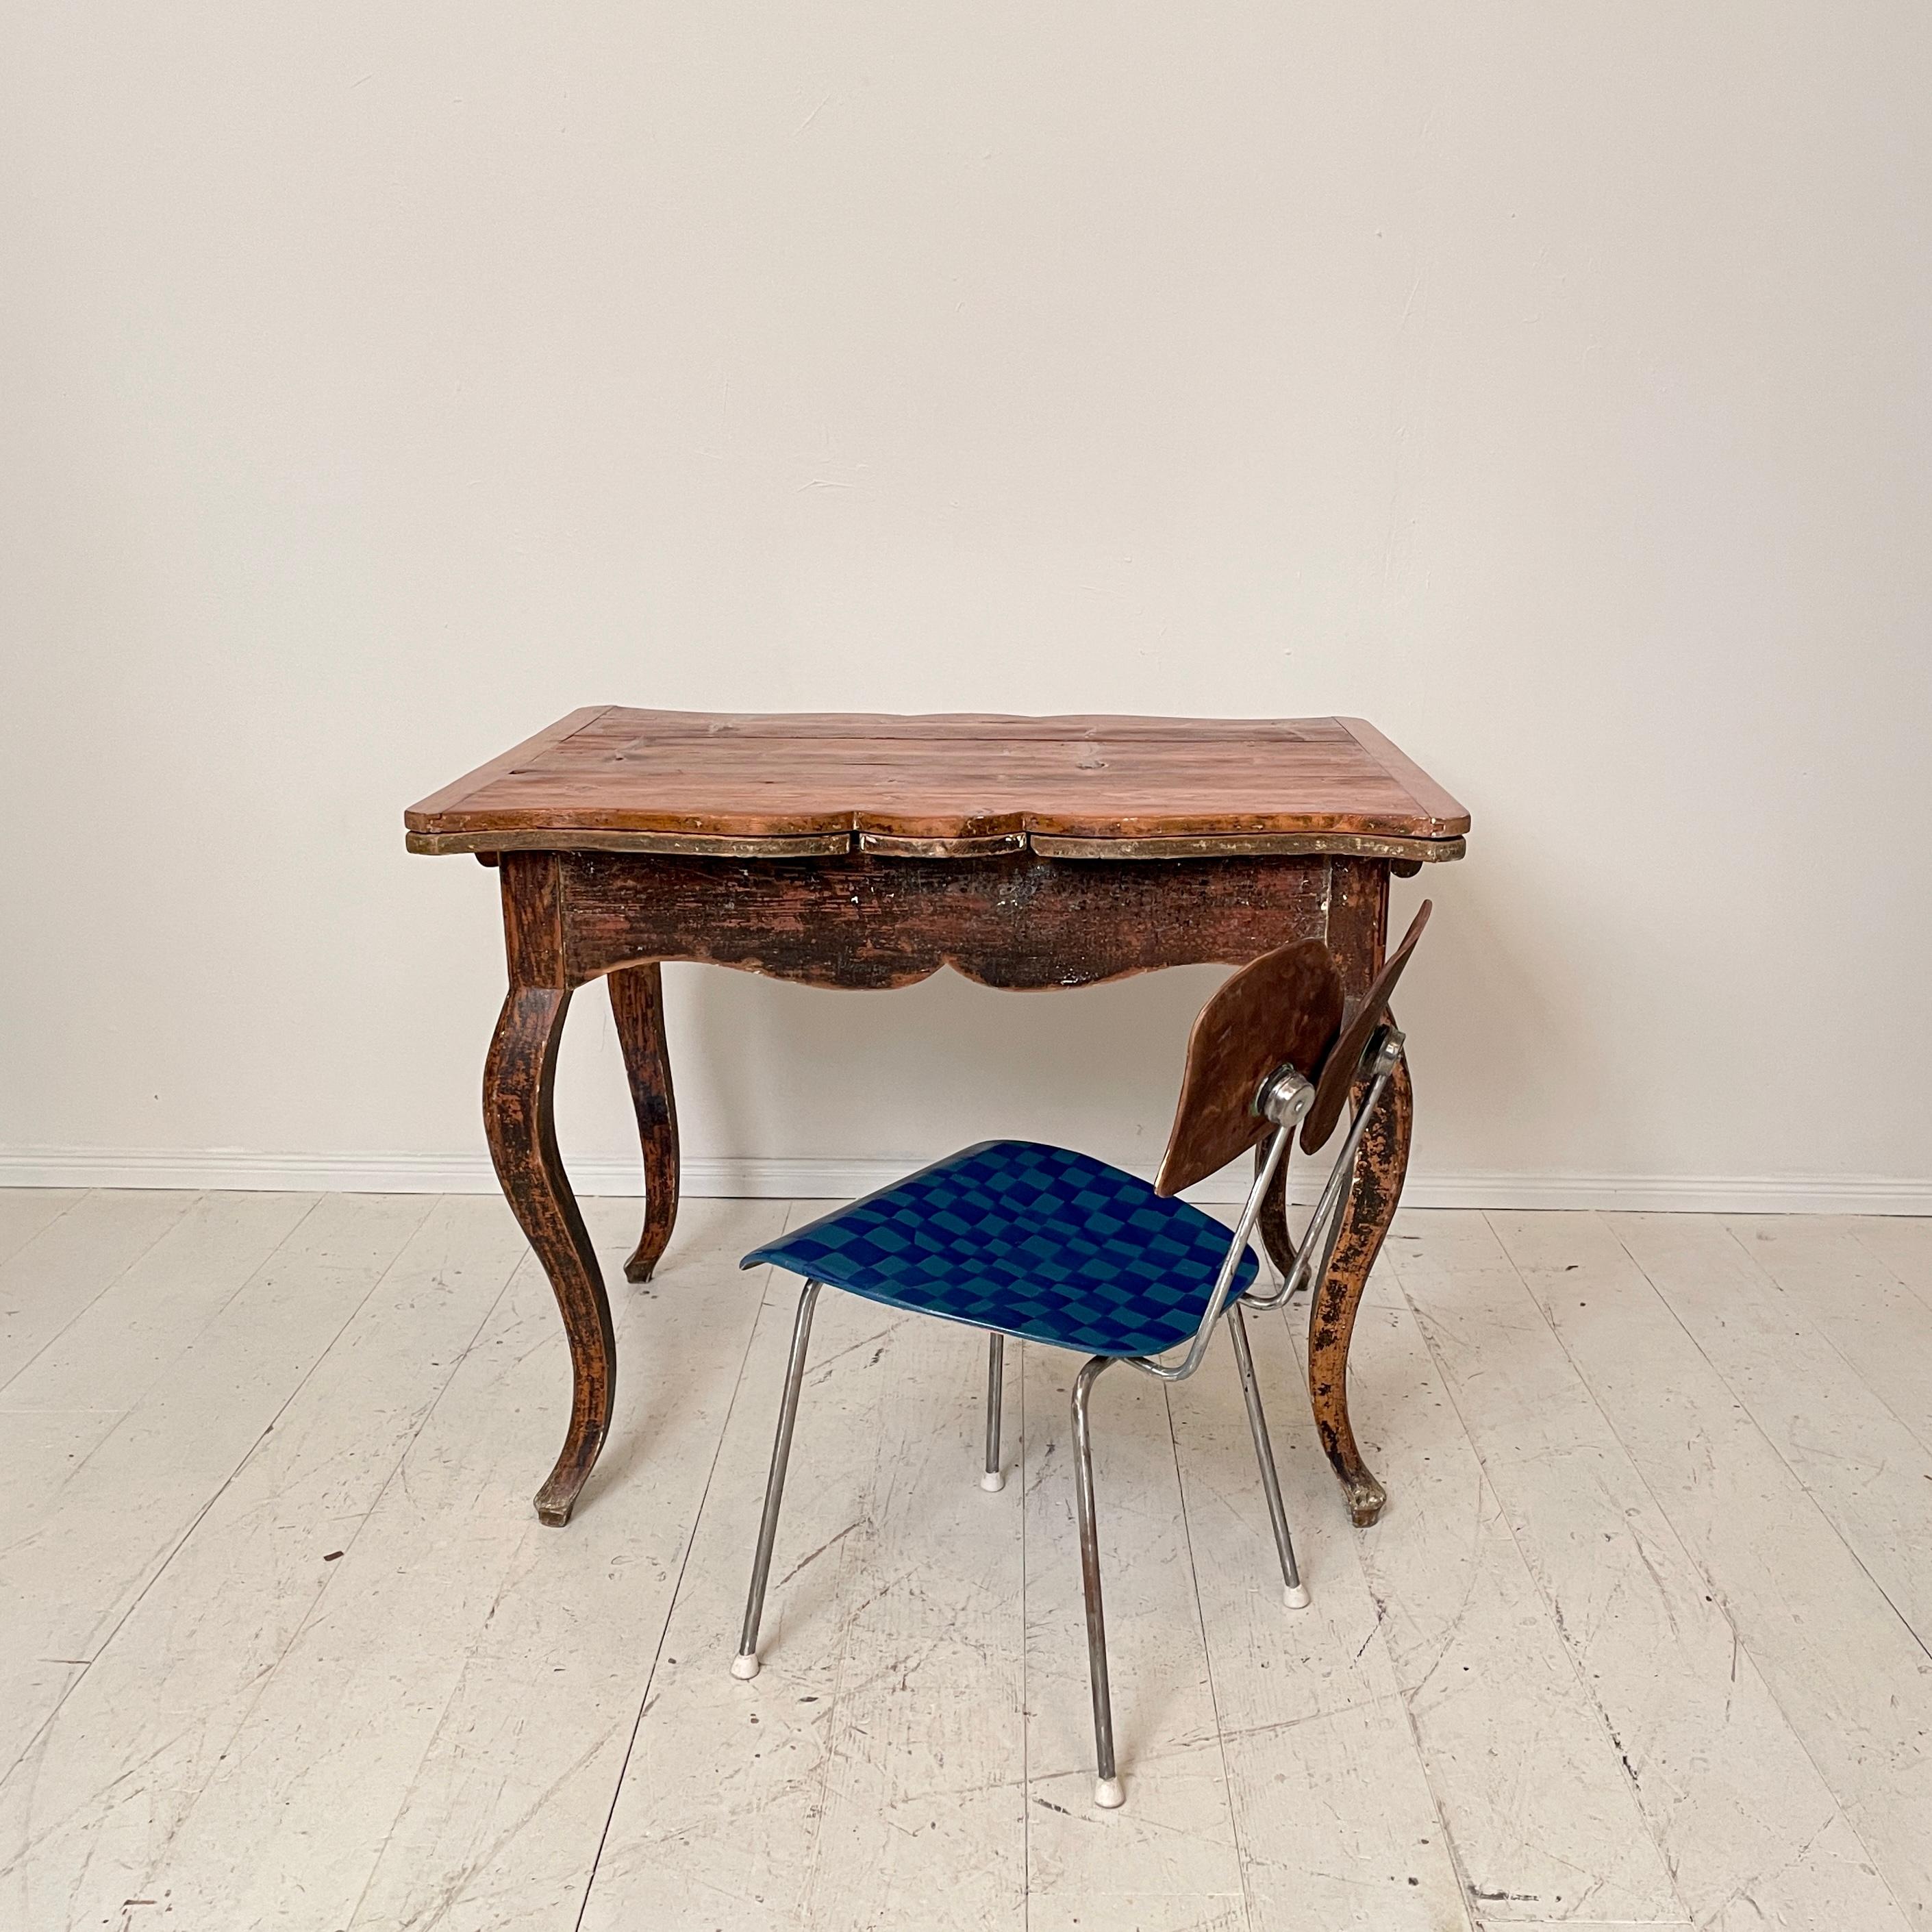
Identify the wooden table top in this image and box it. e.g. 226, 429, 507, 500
404, 709, 1470, 861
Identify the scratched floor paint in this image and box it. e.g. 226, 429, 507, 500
0, 1192, 1927, 1930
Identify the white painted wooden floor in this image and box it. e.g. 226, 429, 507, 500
2, 1189, 1930, 1931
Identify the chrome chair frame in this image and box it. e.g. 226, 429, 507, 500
733, 1024, 1407, 1809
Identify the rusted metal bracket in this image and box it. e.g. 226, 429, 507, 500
422, 827, 1466, 864
408, 828, 852, 858
1031, 831, 1466, 864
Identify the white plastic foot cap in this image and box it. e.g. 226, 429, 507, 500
1094, 1777, 1125, 1810
731, 1651, 760, 1680
1284, 1581, 1312, 1610
981, 1468, 1007, 1492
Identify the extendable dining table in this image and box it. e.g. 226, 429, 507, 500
404, 710, 1469, 1529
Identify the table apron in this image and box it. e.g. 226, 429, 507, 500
507, 849, 1389, 993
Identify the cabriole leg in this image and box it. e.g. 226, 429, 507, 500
484, 983, 614, 1527
610, 962, 681, 1283
1308, 1045, 1414, 1528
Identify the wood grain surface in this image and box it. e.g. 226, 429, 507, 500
425, 727, 1462, 1536
1153, 938, 1343, 1197
405, 709, 1470, 846
17, 1193, 1928, 1929
608, 963, 679, 1285
558, 848, 1333, 990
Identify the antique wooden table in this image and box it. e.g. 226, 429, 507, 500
405, 710, 1469, 1528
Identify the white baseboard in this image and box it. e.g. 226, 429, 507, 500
0, 1146, 1927, 1215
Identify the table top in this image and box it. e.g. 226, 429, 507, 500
404, 709, 1470, 862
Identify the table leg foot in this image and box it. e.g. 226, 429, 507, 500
1338, 1470, 1389, 1529
1308, 1040, 1412, 1529
485, 983, 615, 1527
534, 1466, 594, 1529
610, 962, 681, 1285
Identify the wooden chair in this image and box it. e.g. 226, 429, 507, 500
731, 904, 1431, 1807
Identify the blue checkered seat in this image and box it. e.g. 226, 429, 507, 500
742, 1140, 1258, 1358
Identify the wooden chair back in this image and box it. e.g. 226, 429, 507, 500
1154, 939, 1344, 1197
1153, 900, 1435, 1194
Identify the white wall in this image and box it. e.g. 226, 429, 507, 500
4, 5, 1928, 1209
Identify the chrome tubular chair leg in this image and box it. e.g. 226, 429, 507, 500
1071, 1355, 1125, 1809
1227, 1302, 1310, 1609
982, 1332, 1007, 1492
733, 1278, 822, 1681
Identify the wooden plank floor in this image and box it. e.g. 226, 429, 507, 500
1, 1194, 1929, 1931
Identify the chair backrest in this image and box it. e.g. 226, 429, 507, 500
1299, 901, 1431, 1152
1154, 938, 1343, 1197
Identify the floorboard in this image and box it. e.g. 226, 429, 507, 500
1170, 1307, 1475, 1931
0, 1192, 489, 1927
351, 1199, 788, 1932
1727, 1216, 1932, 1453
1486, 1209, 1931, 1931
0, 1192, 438, 1799
1023, 1340, 1247, 1932
0, 1192, 321, 1520
133, 1199, 779, 1932
3, 1190, 1928, 1931
1316, 1257, 1683, 1924
0, 1190, 84, 1272
1608, 1212, 1932, 1651
1846, 1216, 1932, 1306
1389, 1210, 1914, 1932
583, 1262, 1026, 1932
0, 1189, 197, 1388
